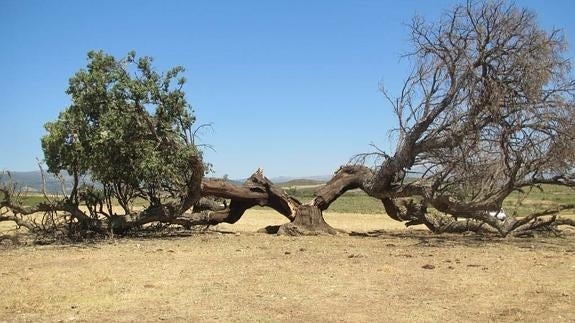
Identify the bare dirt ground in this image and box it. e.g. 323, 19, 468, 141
1, 210, 574, 322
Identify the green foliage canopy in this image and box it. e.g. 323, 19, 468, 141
41, 51, 203, 212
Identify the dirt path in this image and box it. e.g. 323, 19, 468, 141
1, 210, 574, 322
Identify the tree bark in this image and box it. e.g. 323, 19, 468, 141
175, 169, 339, 235
277, 205, 338, 236
312, 166, 374, 210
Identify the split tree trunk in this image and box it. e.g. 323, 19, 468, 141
198, 169, 339, 235
277, 205, 338, 236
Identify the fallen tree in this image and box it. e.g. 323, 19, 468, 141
3, 163, 574, 238
2, 1, 575, 240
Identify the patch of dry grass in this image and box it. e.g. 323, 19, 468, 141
1, 210, 574, 322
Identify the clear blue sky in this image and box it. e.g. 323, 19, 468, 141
1, 0, 574, 179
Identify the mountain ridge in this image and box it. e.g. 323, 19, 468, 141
1, 171, 331, 193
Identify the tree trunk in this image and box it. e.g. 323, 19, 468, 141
277, 205, 337, 236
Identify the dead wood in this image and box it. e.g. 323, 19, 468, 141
277, 205, 338, 236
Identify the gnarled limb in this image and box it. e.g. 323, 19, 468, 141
108, 169, 301, 233
1, 183, 104, 235
311, 165, 375, 210
199, 169, 340, 235
201, 169, 300, 222
193, 169, 340, 235
0, 213, 37, 232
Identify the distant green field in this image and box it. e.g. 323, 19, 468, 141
285, 186, 385, 214
0, 193, 60, 211
17, 194, 52, 206
4, 184, 573, 216
502, 184, 575, 216
284, 184, 575, 215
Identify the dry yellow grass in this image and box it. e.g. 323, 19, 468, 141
1, 209, 574, 322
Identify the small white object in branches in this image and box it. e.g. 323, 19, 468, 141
489, 209, 507, 221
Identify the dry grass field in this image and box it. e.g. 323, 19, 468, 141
1, 209, 574, 322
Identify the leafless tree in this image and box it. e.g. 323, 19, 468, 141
272, 0, 575, 236
346, 0, 575, 236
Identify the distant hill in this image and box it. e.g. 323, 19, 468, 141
279, 179, 326, 187
2, 171, 330, 193
271, 175, 331, 183
1, 171, 77, 193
